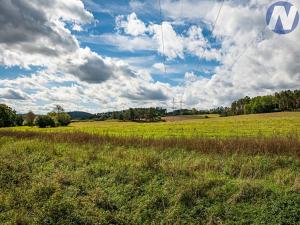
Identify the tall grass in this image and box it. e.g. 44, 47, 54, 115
0, 137, 299, 224
1, 113, 300, 224
0, 130, 299, 158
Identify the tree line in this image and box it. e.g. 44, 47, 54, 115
211, 89, 300, 116
96, 107, 167, 122
1, 89, 299, 127
0, 105, 71, 128
96, 89, 300, 120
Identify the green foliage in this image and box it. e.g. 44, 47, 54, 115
0, 104, 17, 127
56, 113, 71, 126
34, 115, 55, 128
228, 89, 300, 116
15, 115, 24, 126
96, 107, 166, 122
23, 111, 36, 126
48, 105, 71, 127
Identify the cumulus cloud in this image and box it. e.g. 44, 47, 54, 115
116, 12, 147, 36
0, 0, 174, 113
0, 0, 93, 68
152, 63, 166, 72
176, 0, 300, 109
114, 13, 221, 61
0, 0, 144, 85
123, 85, 169, 101
0, 88, 28, 100
1, 0, 299, 113
93, 33, 156, 52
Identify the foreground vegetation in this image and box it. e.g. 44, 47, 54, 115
0, 135, 299, 224
1, 111, 300, 224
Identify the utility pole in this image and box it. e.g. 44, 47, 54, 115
179, 97, 184, 115
171, 97, 185, 115
172, 98, 176, 115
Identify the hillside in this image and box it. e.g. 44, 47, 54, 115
68, 111, 95, 120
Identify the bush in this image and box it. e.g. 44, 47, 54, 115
34, 115, 55, 128
0, 104, 17, 127
57, 113, 71, 126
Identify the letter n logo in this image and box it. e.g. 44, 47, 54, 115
266, 1, 299, 34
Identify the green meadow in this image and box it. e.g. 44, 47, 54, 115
6, 112, 300, 138
0, 112, 300, 224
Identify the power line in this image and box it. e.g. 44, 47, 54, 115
158, 0, 167, 74
229, 27, 268, 71
197, 0, 225, 74
211, 0, 225, 35
171, 97, 185, 112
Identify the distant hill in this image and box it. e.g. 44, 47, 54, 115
68, 111, 95, 120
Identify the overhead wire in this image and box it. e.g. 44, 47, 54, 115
158, 0, 167, 74
211, 0, 225, 35
197, 0, 225, 74
171, 0, 225, 112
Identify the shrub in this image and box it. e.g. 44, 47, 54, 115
34, 115, 55, 128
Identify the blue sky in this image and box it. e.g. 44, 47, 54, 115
0, 0, 299, 113
77, 0, 221, 85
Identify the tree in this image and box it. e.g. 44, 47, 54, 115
15, 115, 24, 126
54, 105, 65, 114
48, 105, 71, 126
23, 111, 36, 126
146, 108, 156, 121
192, 108, 198, 115
0, 104, 17, 127
34, 115, 55, 128
129, 108, 135, 121
57, 112, 71, 126
118, 112, 124, 121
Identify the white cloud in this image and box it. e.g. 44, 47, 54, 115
94, 33, 156, 52
114, 13, 221, 61
148, 22, 185, 59
176, 0, 300, 109
1, 0, 300, 113
0, 88, 29, 100
72, 24, 84, 31
152, 63, 166, 72
116, 12, 147, 36
0, 0, 173, 113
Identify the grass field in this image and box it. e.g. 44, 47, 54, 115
4, 112, 300, 138
0, 112, 300, 224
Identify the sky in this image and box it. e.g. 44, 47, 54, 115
0, 0, 299, 114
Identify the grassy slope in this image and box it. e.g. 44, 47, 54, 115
0, 137, 299, 225
6, 112, 300, 138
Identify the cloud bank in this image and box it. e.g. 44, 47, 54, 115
0, 0, 299, 113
